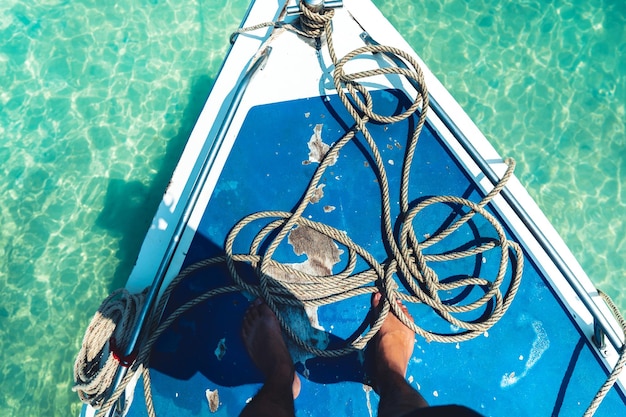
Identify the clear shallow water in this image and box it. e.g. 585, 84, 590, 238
0, 0, 623, 416
377, 0, 626, 307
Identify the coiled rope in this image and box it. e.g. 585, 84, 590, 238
77, 3, 626, 417
73, 288, 148, 409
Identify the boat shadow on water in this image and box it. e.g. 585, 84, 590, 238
95, 74, 215, 293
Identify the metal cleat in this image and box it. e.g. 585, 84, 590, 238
286, 0, 344, 16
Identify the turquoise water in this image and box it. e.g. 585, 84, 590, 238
0, 0, 623, 416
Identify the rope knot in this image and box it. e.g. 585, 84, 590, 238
332, 45, 429, 125
299, 1, 335, 39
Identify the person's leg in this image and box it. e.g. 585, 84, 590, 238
240, 299, 300, 417
371, 293, 429, 417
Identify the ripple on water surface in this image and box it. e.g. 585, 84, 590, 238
376, 0, 626, 306
1, 1, 625, 417
0, 1, 245, 416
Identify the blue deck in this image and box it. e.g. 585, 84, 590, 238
125, 90, 625, 416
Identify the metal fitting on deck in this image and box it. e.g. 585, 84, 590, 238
286, 0, 343, 15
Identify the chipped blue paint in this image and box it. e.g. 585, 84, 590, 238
124, 90, 625, 417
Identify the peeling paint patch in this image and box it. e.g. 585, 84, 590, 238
214, 338, 227, 361
323, 205, 335, 213
157, 218, 168, 230
307, 124, 337, 165
363, 384, 374, 417
264, 225, 344, 364
205, 389, 219, 412
309, 184, 325, 203
500, 321, 550, 388
288, 225, 342, 276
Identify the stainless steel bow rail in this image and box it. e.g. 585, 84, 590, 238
101, 46, 273, 417
359, 29, 624, 359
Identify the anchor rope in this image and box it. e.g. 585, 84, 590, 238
73, 288, 148, 408
75, 3, 552, 417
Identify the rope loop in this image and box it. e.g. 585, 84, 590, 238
392, 189, 523, 341
73, 288, 148, 409
333, 44, 428, 125
223, 212, 387, 357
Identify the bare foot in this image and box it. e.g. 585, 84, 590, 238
371, 292, 415, 380
371, 294, 428, 417
241, 299, 301, 399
